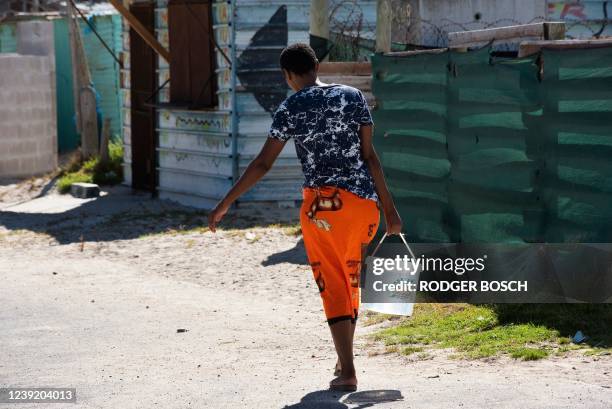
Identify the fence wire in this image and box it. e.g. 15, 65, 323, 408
327, 1, 612, 60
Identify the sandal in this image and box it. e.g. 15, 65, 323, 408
329, 383, 357, 392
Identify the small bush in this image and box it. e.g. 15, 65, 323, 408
57, 170, 92, 193
58, 140, 124, 194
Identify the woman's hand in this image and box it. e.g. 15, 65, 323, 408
384, 208, 403, 235
208, 201, 230, 233
206, 138, 286, 233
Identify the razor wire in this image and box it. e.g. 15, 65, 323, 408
326, 1, 612, 61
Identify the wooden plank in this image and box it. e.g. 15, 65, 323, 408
80, 86, 100, 158
519, 39, 612, 58
100, 118, 111, 163
448, 22, 565, 48
384, 48, 448, 57
318, 62, 371, 75
309, 0, 329, 61
375, 0, 391, 53
0, 12, 61, 22
309, 0, 329, 36
67, 3, 81, 134
318, 75, 372, 91
543, 22, 566, 41
68, 1, 98, 158
109, 0, 170, 63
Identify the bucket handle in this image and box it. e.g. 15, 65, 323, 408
371, 232, 417, 259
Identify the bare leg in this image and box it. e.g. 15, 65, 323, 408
334, 321, 356, 375
329, 320, 357, 387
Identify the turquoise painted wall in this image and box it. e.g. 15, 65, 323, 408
0, 23, 17, 52
81, 14, 123, 140
53, 19, 79, 152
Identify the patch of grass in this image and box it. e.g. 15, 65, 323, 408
373, 304, 564, 360
140, 225, 210, 238
57, 169, 92, 192
583, 348, 612, 357
57, 140, 124, 193
493, 304, 612, 349
362, 311, 403, 326
266, 223, 302, 236
554, 344, 584, 356
401, 346, 424, 355
510, 347, 548, 361
372, 304, 612, 361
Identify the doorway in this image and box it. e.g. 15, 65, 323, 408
129, 1, 157, 192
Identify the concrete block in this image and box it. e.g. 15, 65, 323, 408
70, 183, 101, 199
17, 21, 55, 67
0, 53, 57, 178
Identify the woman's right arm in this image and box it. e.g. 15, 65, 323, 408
208, 137, 287, 232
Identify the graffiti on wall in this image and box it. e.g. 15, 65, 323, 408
547, 1, 611, 38
159, 110, 232, 133
236, 5, 289, 114
547, 1, 608, 20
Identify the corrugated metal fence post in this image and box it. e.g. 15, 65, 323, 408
230, 0, 239, 188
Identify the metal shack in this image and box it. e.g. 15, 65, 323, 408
0, 8, 123, 152
120, 0, 376, 208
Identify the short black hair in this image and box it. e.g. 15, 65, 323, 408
279, 43, 318, 75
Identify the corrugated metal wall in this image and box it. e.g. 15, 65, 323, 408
145, 0, 234, 208
233, 0, 306, 203
150, 0, 308, 207
120, 5, 132, 187
122, 0, 376, 208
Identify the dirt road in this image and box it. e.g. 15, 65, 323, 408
1, 187, 610, 408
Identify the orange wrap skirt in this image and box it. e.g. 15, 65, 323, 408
300, 186, 380, 325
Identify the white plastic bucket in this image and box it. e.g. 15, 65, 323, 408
361, 233, 419, 317
361, 302, 414, 316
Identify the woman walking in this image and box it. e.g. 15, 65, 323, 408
208, 43, 402, 391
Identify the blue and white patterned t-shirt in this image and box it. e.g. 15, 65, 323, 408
268, 84, 378, 202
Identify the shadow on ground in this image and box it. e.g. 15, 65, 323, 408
283, 389, 403, 409
0, 186, 301, 245
3, 186, 610, 349
262, 238, 308, 265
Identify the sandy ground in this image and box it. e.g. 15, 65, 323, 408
0, 176, 57, 208
0, 184, 610, 409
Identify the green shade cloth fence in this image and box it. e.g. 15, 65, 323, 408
372, 46, 612, 243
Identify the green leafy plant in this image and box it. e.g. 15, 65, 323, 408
58, 140, 124, 193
